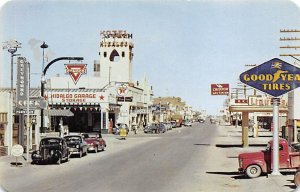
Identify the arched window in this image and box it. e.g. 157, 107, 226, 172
110, 49, 120, 62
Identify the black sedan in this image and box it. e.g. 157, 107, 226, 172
64, 135, 88, 158
144, 123, 166, 134
31, 137, 70, 164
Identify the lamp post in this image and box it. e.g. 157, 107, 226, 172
2, 39, 21, 155
40, 57, 84, 133
40, 41, 48, 73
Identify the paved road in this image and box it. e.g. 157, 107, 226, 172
0, 122, 218, 192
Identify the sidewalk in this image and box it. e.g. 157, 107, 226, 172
215, 124, 295, 192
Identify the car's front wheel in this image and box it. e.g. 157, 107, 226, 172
79, 150, 83, 158
246, 164, 262, 178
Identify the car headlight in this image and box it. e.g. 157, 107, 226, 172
76, 145, 79, 148
239, 159, 243, 167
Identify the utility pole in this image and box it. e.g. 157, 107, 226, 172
280, 29, 300, 144
2, 39, 21, 155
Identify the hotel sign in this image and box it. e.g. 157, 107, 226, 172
240, 58, 300, 97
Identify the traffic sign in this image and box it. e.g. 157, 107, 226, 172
239, 58, 300, 97
11, 144, 24, 157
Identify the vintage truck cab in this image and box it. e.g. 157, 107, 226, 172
238, 138, 300, 178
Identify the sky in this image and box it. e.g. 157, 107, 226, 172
1, 0, 300, 115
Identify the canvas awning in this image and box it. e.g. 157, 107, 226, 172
45, 109, 74, 117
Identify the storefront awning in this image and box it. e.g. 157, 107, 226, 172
45, 109, 74, 117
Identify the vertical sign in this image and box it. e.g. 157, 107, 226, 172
16, 57, 29, 107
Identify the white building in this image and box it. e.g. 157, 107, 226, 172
45, 30, 153, 133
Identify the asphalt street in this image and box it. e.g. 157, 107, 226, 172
0, 122, 218, 192
0, 122, 296, 192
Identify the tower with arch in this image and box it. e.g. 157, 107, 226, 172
95, 30, 134, 84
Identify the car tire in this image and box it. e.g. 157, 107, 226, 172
95, 146, 98, 153
57, 157, 61, 165
294, 170, 300, 187
79, 150, 83, 158
246, 164, 262, 178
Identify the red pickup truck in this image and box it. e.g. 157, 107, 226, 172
238, 138, 300, 178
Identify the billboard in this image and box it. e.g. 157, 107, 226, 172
211, 84, 229, 95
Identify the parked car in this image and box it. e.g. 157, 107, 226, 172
144, 123, 159, 133
183, 120, 192, 127
198, 119, 205, 123
163, 122, 172, 131
144, 123, 166, 133
82, 133, 106, 153
31, 137, 70, 164
238, 138, 300, 178
113, 123, 129, 135
64, 135, 88, 158
158, 123, 167, 133
170, 121, 177, 128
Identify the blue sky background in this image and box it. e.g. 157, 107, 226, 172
1, 0, 300, 115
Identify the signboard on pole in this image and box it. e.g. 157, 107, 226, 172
16, 57, 29, 107
211, 84, 229, 95
239, 58, 300, 97
239, 58, 299, 176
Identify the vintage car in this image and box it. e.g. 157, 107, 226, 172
31, 137, 70, 165
64, 135, 88, 158
82, 133, 106, 153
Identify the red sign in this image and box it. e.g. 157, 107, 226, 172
235, 99, 248, 104
211, 84, 229, 95
65, 64, 87, 84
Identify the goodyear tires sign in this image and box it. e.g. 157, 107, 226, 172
240, 58, 300, 97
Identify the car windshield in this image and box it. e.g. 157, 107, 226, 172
65, 136, 81, 142
41, 138, 60, 145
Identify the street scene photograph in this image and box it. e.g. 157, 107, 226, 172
1, 0, 300, 191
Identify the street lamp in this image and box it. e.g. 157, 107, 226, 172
2, 39, 21, 154
40, 57, 84, 133
40, 41, 48, 73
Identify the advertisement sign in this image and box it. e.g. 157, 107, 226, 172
16, 57, 29, 108
65, 64, 87, 84
211, 84, 229, 95
240, 58, 300, 97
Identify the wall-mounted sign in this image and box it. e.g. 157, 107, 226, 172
116, 83, 129, 97
235, 99, 248, 104
211, 84, 229, 95
65, 64, 87, 84
117, 97, 132, 102
240, 58, 300, 97
46, 91, 107, 104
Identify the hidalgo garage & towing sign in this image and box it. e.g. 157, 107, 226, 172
239, 58, 300, 97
